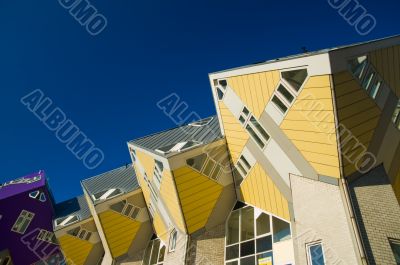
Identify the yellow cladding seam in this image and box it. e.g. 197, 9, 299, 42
153, 212, 169, 242
159, 170, 186, 233
173, 166, 223, 234
240, 163, 290, 221
227, 71, 280, 119
98, 210, 142, 258
368, 45, 400, 98
333, 71, 382, 176
217, 101, 249, 164
58, 234, 93, 265
136, 150, 156, 181
280, 75, 341, 178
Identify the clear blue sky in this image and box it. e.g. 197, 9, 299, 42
0, 0, 398, 202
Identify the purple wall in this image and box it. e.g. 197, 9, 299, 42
0, 172, 62, 265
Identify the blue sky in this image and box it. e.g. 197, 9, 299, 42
0, 0, 398, 202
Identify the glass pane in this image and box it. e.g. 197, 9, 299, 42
369, 80, 381, 99
210, 167, 221, 181
256, 213, 270, 236
186, 154, 207, 172
309, 244, 325, 265
246, 125, 265, 149
272, 217, 291, 243
142, 241, 152, 265
392, 100, 400, 125
110, 201, 126, 213
390, 241, 400, 265
256, 236, 272, 253
227, 210, 240, 245
20, 219, 31, 233
362, 71, 374, 90
243, 107, 250, 116
256, 252, 273, 265
277, 84, 294, 103
233, 168, 244, 186
241, 207, 254, 241
226, 261, 238, 265
240, 240, 255, 257
39, 193, 47, 202
249, 117, 270, 143
150, 240, 160, 265
226, 244, 239, 260
348, 56, 367, 79
131, 207, 140, 219
85, 232, 92, 241
282, 69, 308, 91
217, 88, 224, 100
158, 246, 165, 262
239, 156, 251, 170
203, 159, 216, 176
124, 204, 133, 216
240, 256, 255, 265
272, 96, 288, 114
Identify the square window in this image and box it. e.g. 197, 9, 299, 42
226, 244, 239, 260
11, 210, 34, 234
256, 236, 272, 253
277, 84, 294, 103
272, 217, 291, 243
240, 256, 255, 265
240, 240, 255, 257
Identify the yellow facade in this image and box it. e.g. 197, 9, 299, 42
152, 212, 169, 242
98, 210, 142, 258
368, 44, 400, 98
281, 75, 341, 178
333, 71, 382, 176
58, 234, 94, 265
136, 150, 156, 181
173, 166, 223, 234
217, 101, 249, 164
227, 71, 280, 119
240, 163, 290, 220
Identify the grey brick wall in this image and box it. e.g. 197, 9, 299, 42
186, 224, 226, 265
349, 165, 400, 265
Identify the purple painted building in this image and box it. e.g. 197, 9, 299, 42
0, 171, 63, 265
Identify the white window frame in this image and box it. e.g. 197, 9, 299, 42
153, 160, 164, 188
280, 68, 309, 94
29, 190, 40, 199
37, 229, 58, 245
54, 215, 80, 227
238, 107, 270, 149
68, 227, 92, 241
186, 154, 223, 182
306, 241, 326, 265
11, 210, 35, 234
168, 229, 178, 252
92, 188, 123, 202
130, 148, 137, 162
215, 79, 228, 101
234, 154, 253, 185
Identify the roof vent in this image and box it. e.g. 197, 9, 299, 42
156, 141, 201, 155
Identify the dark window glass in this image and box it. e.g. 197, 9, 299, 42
282, 69, 308, 91
158, 246, 165, 262
241, 207, 254, 241
226, 261, 238, 265
217, 88, 224, 100
256, 213, 270, 236
249, 117, 269, 142
309, 243, 325, 265
273, 217, 291, 243
226, 244, 239, 260
277, 84, 294, 103
150, 240, 160, 265
246, 125, 265, 149
272, 96, 288, 114
240, 256, 255, 265
240, 240, 255, 257
256, 236, 272, 253
227, 210, 240, 245
390, 240, 400, 265
186, 154, 207, 172
349, 56, 367, 79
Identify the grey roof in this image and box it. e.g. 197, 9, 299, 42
81, 164, 139, 204
210, 34, 400, 75
129, 116, 223, 156
54, 195, 91, 230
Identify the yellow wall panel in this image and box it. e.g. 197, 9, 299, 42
218, 102, 249, 163
58, 235, 93, 265
240, 163, 290, 221
136, 149, 155, 180
133, 164, 150, 203
368, 45, 400, 97
333, 71, 382, 177
173, 166, 223, 234
227, 70, 280, 119
153, 212, 168, 242
159, 170, 186, 232
98, 210, 141, 258
281, 75, 340, 178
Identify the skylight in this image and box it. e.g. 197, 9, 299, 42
189, 117, 214, 127
55, 215, 79, 227
92, 188, 123, 202
156, 141, 201, 155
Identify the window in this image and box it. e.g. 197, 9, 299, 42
348, 56, 367, 79
67, 227, 92, 241
271, 81, 299, 115
39, 193, 47, 202
130, 148, 137, 162
225, 206, 281, 265
37, 229, 58, 244
277, 84, 295, 104
153, 160, 164, 188
12, 210, 34, 234
110, 200, 141, 220
271, 95, 288, 114
169, 229, 178, 252
281, 69, 308, 92
0, 256, 11, 265
143, 239, 165, 265
272, 216, 291, 243
189, 117, 214, 126
234, 155, 253, 185
216, 80, 228, 100
29, 191, 40, 199
156, 141, 202, 155
54, 215, 79, 227
389, 239, 400, 265
92, 188, 123, 202
239, 108, 270, 149
307, 242, 325, 265
186, 153, 223, 182
392, 99, 400, 130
